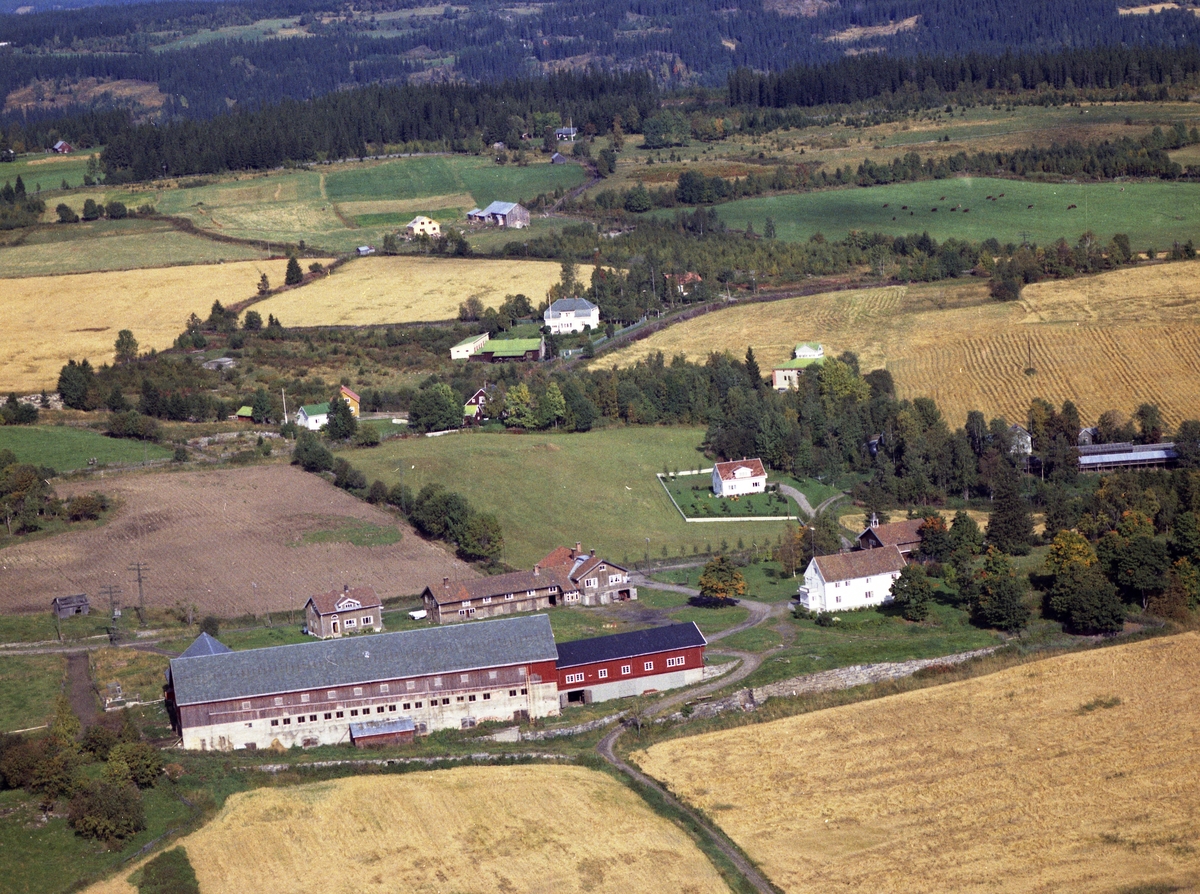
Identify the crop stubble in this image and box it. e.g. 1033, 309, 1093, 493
635, 633, 1200, 894
600, 260, 1200, 426
83, 766, 729, 894
0, 465, 473, 616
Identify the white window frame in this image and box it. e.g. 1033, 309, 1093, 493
598, 668, 608, 679
361, 615, 372, 626
666, 656, 685, 668
621, 665, 631, 675
564, 672, 585, 684
345, 617, 357, 628
643, 661, 654, 671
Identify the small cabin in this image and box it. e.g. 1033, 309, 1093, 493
52, 594, 90, 618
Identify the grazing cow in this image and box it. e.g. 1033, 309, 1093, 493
931, 207, 938, 212
963, 208, 969, 213
940, 196, 946, 200
1027, 204, 1034, 209
986, 195, 993, 200
1067, 204, 1077, 209
901, 205, 908, 210
998, 193, 1005, 197
883, 203, 889, 208
892, 216, 896, 220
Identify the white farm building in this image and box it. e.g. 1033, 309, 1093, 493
796, 546, 906, 613
712, 458, 767, 497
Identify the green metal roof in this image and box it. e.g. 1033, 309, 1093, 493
300, 402, 330, 415
487, 338, 542, 357
236, 406, 253, 416
453, 333, 487, 348
776, 357, 824, 369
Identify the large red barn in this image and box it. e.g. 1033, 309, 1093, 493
554, 622, 706, 705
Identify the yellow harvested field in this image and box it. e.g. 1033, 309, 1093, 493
600, 261, 1200, 426
83, 766, 729, 894
0, 259, 300, 391
636, 633, 1200, 894
253, 256, 568, 326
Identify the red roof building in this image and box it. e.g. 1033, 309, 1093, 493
712, 458, 767, 497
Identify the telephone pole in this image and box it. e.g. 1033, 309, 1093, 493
99, 584, 122, 642
128, 562, 149, 622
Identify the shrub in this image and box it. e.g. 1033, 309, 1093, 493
82, 725, 119, 760
173, 446, 188, 462
108, 741, 162, 788
332, 457, 367, 491
66, 493, 105, 521
68, 780, 145, 842
292, 432, 333, 472
353, 426, 381, 447
137, 847, 200, 894
199, 616, 219, 638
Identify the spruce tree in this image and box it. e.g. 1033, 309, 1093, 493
986, 465, 1032, 555
744, 346, 763, 389
285, 255, 303, 286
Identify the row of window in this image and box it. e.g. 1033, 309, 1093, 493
264, 689, 530, 727
563, 656, 688, 685
326, 614, 374, 628
249, 670, 528, 710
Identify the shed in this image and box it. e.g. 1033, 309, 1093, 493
550, 152, 567, 164
350, 717, 416, 747
235, 406, 254, 422
51, 594, 90, 618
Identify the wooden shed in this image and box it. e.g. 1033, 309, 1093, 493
51, 594, 90, 618
350, 717, 416, 747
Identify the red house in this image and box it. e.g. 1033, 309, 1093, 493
555, 622, 706, 705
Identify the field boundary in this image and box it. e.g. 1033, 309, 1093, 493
656, 471, 798, 523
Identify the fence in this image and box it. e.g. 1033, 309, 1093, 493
656, 471, 797, 523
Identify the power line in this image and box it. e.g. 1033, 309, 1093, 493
128, 562, 149, 620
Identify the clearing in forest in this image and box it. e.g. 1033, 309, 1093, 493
0, 258, 300, 392
600, 261, 1200, 426
83, 766, 729, 894
635, 632, 1200, 894
253, 256, 567, 326
0, 464, 472, 616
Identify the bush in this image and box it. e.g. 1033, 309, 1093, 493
82, 725, 119, 761
108, 741, 162, 788
243, 310, 263, 331
353, 426, 381, 447
292, 432, 333, 472
366, 479, 388, 504
68, 780, 145, 842
173, 446, 188, 462
815, 612, 841, 627
66, 493, 105, 521
332, 457, 367, 491
106, 201, 128, 219
107, 411, 162, 442
138, 848, 200, 894
199, 616, 219, 637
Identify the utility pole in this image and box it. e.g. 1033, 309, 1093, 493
281, 388, 288, 425
128, 562, 149, 623
99, 584, 121, 642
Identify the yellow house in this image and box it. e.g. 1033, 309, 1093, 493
339, 385, 360, 417
405, 216, 441, 238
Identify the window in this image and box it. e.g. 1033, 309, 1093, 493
283, 718, 291, 725
414, 701, 423, 708
621, 665, 631, 675
324, 713, 332, 720
549, 586, 559, 593
327, 691, 337, 700
564, 673, 585, 684
271, 719, 279, 727
403, 703, 411, 710
520, 688, 527, 695
460, 674, 470, 683
458, 607, 475, 616
865, 591, 873, 599
345, 618, 356, 628
456, 696, 465, 703
434, 676, 443, 688
336, 711, 344, 718
380, 684, 389, 694
463, 600, 471, 608
242, 701, 252, 710
585, 578, 598, 588
297, 716, 305, 723
353, 687, 363, 696
483, 693, 491, 700
504, 593, 514, 600
488, 671, 498, 680
666, 656, 685, 668
836, 596, 842, 604
441, 698, 450, 705
518, 668, 527, 677
482, 596, 492, 604
406, 681, 416, 691
509, 689, 517, 697
273, 697, 284, 706
644, 661, 654, 671
609, 575, 621, 584
388, 705, 397, 712
469, 694, 476, 702
526, 590, 535, 597
377, 706, 385, 714
598, 669, 608, 679
300, 693, 310, 703
361, 615, 372, 626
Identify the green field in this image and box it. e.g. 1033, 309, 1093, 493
0, 151, 96, 193
0, 426, 173, 472
663, 477, 797, 518
0, 218, 268, 278
151, 17, 306, 50
0, 654, 65, 732
342, 426, 796, 568
662, 178, 1200, 250
652, 560, 801, 604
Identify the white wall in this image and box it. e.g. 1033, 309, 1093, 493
712, 469, 766, 496
544, 307, 599, 334
298, 411, 328, 431
559, 667, 703, 705
799, 565, 900, 613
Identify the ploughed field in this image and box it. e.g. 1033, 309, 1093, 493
599, 261, 1200, 427
634, 633, 1200, 894
83, 767, 729, 894
0, 465, 472, 616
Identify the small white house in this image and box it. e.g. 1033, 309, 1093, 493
451, 332, 490, 360
543, 297, 600, 334
712, 458, 767, 497
794, 342, 824, 361
797, 546, 906, 613
405, 216, 441, 238
297, 402, 330, 431
1009, 424, 1033, 456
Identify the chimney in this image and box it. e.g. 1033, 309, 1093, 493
443, 577, 450, 589
590, 549, 596, 558
534, 564, 540, 576
575, 541, 582, 557
343, 584, 349, 592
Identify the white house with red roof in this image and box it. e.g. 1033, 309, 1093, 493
797, 547, 906, 613
711, 458, 767, 497
304, 585, 383, 638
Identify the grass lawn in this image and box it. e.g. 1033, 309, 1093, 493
655, 178, 1200, 251
0, 218, 267, 278
0, 612, 110, 645
341, 426, 796, 568
297, 518, 402, 547
0, 654, 65, 731
0, 425, 173, 472
651, 560, 801, 604
90, 648, 169, 703
718, 626, 784, 653
662, 477, 797, 519
0, 151, 96, 192
738, 598, 1003, 689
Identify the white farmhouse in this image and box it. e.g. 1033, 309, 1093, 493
711, 458, 767, 497
796, 546, 906, 613
544, 297, 600, 334
296, 402, 329, 431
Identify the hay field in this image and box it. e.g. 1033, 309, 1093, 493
84, 767, 729, 894
0, 465, 473, 616
636, 633, 1200, 894
0, 258, 296, 391
253, 256, 567, 325
601, 261, 1200, 426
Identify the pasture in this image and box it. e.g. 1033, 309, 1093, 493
0, 218, 268, 278
0, 150, 96, 192
252, 256, 567, 325
0, 654, 65, 732
664, 178, 1200, 249
634, 633, 1200, 894
599, 264, 1200, 427
83, 767, 730, 894
0, 464, 473, 616
0, 258, 299, 392
0, 425, 172, 471
346, 427, 795, 568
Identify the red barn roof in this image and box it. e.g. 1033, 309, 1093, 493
306, 586, 381, 616
713, 458, 766, 481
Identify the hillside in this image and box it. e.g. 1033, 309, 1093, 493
635, 633, 1200, 893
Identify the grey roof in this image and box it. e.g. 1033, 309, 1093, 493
179, 632, 233, 659
481, 200, 521, 216
51, 594, 89, 607
556, 622, 706, 669
547, 297, 597, 315
350, 717, 415, 739
1079, 444, 1176, 467
169, 614, 556, 706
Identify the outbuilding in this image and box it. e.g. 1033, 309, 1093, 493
555, 623, 706, 705
304, 585, 384, 638
51, 594, 90, 618
350, 717, 415, 747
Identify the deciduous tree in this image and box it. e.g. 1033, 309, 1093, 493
890, 563, 933, 621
